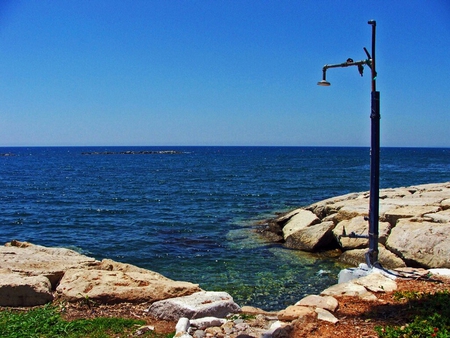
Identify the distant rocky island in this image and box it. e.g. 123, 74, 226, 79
81, 150, 184, 155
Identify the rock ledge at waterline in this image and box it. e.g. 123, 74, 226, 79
260, 181, 450, 269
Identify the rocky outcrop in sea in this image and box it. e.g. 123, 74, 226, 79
259, 182, 450, 269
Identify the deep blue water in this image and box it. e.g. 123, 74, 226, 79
1, 146, 449, 310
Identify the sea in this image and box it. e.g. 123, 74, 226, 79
1, 146, 449, 310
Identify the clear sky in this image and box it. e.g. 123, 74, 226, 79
1, 1, 449, 147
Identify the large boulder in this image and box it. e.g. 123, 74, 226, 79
0, 272, 53, 306
284, 221, 336, 251
56, 268, 201, 304
282, 209, 320, 239
386, 219, 450, 268
333, 216, 392, 250
147, 291, 241, 321
0, 240, 98, 288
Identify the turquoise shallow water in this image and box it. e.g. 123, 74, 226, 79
1, 146, 449, 310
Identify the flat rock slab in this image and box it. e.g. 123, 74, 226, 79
56, 269, 201, 304
320, 282, 377, 301
0, 241, 97, 288
353, 272, 397, 293
148, 291, 241, 321
295, 295, 339, 312
387, 219, 450, 268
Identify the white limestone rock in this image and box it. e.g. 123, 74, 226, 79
0, 240, 97, 288
320, 281, 377, 301
384, 205, 441, 225
148, 291, 241, 321
386, 219, 450, 268
282, 209, 320, 239
56, 268, 201, 304
353, 272, 397, 292
284, 221, 335, 251
333, 216, 392, 250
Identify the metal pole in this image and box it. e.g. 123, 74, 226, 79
317, 21, 381, 267
366, 20, 380, 268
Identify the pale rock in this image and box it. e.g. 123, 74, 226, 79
333, 216, 391, 250
99, 258, 167, 275
320, 281, 377, 301
148, 291, 241, 321
353, 272, 397, 292
392, 267, 430, 278
295, 294, 338, 312
384, 205, 441, 225
56, 268, 201, 303
277, 305, 315, 322
189, 317, 227, 330
386, 219, 450, 268
204, 326, 222, 336
381, 197, 443, 207
337, 264, 372, 283
192, 330, 205, 338
0, 240, 97, 288
176, 317, 191, 334
441, 198, 450, 209
0, 273, 53, 306
282, 209, 320, 239
379, 188, 413, 199
335, 199, 369, 219
423, 209, 450, 223
275, 208, 303, 224
428, 268, 450, 277
338, 245, 406, 269
134, 325, 155, 336
262, 321, 284, 338
315, 308, 339, 324
284, 221, 335, 251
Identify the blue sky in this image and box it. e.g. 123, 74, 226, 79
1, 1, 449, 147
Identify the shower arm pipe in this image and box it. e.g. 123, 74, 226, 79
321, 59, 371, 81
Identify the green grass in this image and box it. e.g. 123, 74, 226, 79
0, 304, 174, 338
375, 290, 450, 338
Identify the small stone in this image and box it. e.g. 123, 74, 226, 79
193, 330, 205, 338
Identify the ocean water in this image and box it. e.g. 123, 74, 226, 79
1, 146, 449, 310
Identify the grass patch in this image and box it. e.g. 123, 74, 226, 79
375, 290, 450, 338
0, 304, 173, 338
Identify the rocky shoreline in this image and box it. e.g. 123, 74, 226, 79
258, 181, 450, 269
1, 181, 450, 337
